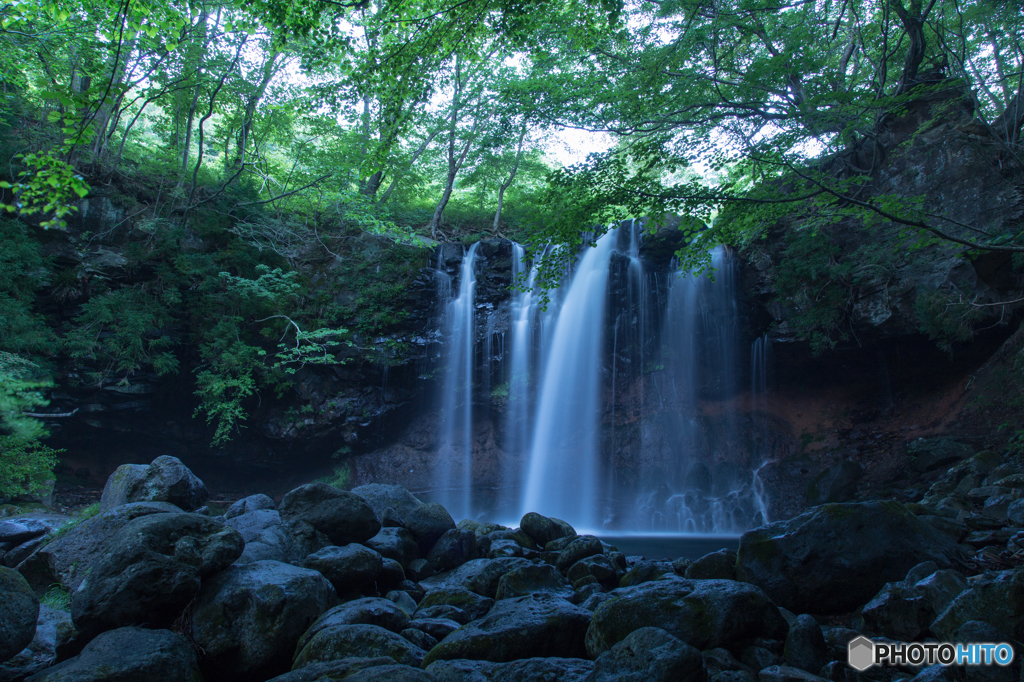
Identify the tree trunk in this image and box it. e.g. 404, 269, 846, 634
493, 127, 527, 232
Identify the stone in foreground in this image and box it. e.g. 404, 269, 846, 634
422, 593, 592, 665
736, 501, 967, 614
24, 627, 202, 682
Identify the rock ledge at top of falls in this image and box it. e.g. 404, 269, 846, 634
736, 501, 970, 614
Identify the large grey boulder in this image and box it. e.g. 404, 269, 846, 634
415, 587, 493, 624
782, 615, 827, 675
434, 557, 532, 598
0, 567, 38, 663
556, 535, 603, 572
24, 627, 202, 682
0, 605, 74, 682
99, 456, 208, 512
585, 577, 787, 657
422, 593, 592, 665
494, 563, 572, 600
364, 528, 419, 568
403, 503, 455, 554
736, 501, 968, 614
292, 623, 426, 669
519, 513, 576, 547
591, 626, 706, 682
16, 502, 180, 592
351, 484, 423, 524
298, 598, 411, 650
71, 512, 243, 637
427, 657, 593, 681
302, 544, 383, 593
224, 494, 275, 519
225, 509, 327, 565
426, 529, 477, 571
189, 560, 337, 682
278, 483, 380, 546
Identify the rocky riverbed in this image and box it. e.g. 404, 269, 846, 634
2, 453, 1024, 681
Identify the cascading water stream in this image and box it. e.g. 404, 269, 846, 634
520, 230, 618, 529
435, 243, 479, 520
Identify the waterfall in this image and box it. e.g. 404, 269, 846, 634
520, 230, 618, 529
435, 244, 480, 520
501, 244, 538, 515
634, 245, 766, 533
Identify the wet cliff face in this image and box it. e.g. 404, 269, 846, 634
41, 84, 1024, 522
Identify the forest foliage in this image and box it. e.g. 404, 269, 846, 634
1, 0, 1023, 487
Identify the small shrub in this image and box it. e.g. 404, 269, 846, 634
0, 436, 61, 497
317, 465, 351, 490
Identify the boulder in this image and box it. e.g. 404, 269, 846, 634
379, 558, 406, 592
302, 544, 383, 593
930, 568, 1024, 642
292, 623, 426, 669
365, 527, 419, 568
24, 627, 202, 682
422, 593, 592, 665
0, 604, 74, 681
426, 529, 477, 571
351, 484, 423, 524
225, 510, 325, 565
519, 513, 576, 547
0, 567, 38, 663
189, 560, 337, 682
566, 554, 619, 588
487, 539, 523, 558
484, 529, 537, 551
224, 494, 275, 519
585, 578, 788, 657
297, 598, 411, 650
556, 535, 603, 572
686, 549, 738, 580
736, 502, 967, 614
403, 504, 455, 554
278, 483, 381, 546
494, 563, 572, 600
0, 515, 73, 545
782, 615, 827, 674
591, 626, 706, 682
387, 590, 419, 617
16, 502, 180, 592
416, 587, 493, 624
408, 618, 461, 641
863, 567, 967, 640
435, 557, 531, 598
99, 456, 208, 512
71, 512, 244, 637
426, 657, 593, 681
264, 658, 407, 682
401, 628, 438, 651
620, 561, 672, 588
